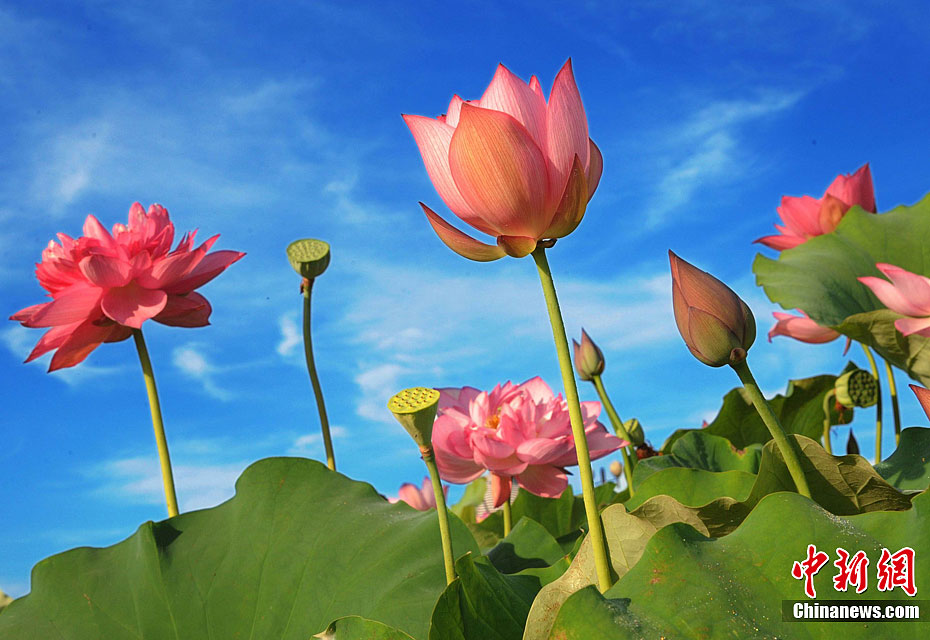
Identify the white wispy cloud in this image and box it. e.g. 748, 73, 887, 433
172, 344, 232, 401
0, 325, 125, 384
288, 425, 348, 455
354, 363, 414, 423
276, 312, 301, 357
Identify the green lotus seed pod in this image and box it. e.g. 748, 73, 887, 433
388, 387, 441, 449
834, 369, 878, 408
623, 418, 645, 446
286, 238, 331, 280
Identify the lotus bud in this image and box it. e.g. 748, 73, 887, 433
846, 429, 860, 455
572, 329, 605, 381
287, 238, 331, 281
388, 387, 441, 449
669, 251, 756, 367
623, 418, 645, 446
609, 459, 623, 480
834, 369, 878, 408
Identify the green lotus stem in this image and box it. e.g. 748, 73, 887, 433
132, 329, 179, 518
302, 279, 336, 471
731, 358, 811, 499
591, 374, 636, 496
883, 357, 901, 446
422, 448, 456, 585
860, 344, 883, 463
532, 246, 612, 593
502, 499, 513, 537
821, 389, 836, 455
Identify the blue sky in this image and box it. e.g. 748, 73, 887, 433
2, 1, 929, 598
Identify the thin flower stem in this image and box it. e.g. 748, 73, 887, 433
860, 344, 883, 463
731, 358, 812, 499
591, 375, 637, 496
532, 246, 612, 593
821, 390, 836, 455
302, 279, 336, 471
423, 449, 456, 585
883, 357, 901, 447
502, 499, 513, 537
132, 329, 179, 518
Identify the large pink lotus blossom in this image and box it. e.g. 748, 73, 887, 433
768, 310, 841, 344
431, 377, 623, 507
756, 164, 876, 251
390, 477, 448, 511
403, 60, 602, 261
858, 263, 930, 337
10, 203, 244, 371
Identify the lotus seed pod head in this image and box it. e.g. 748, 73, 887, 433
669, 250, 756, 367
623, 417, 645, 446
846, 429, 860, 455
286, 238, 331, 280
834, 369, 878, 408
388, 386, 441, 448
609, 459, 623, 479
573, 328, 605, 381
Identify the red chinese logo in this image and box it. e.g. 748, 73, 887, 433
833, 548, 869, 593
877, 547, 916, 597
792, 544, 829, 598
792, 545, 917, 598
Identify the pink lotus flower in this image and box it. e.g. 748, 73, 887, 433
768, 310, 841, 344
391, 477, 448, 511
431, 377, 623, 507
756, 164, 876, 251
858, 263, 930, 337
403, 60, 602, 260
10, 203, 244, 371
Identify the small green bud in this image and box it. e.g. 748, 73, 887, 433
834, 369, 878, 408
573, 329, 605, 381
388, 387, 441, 449
623, 418, 645, 446
287, 238, 331, 280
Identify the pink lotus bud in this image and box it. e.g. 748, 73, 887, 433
768, 310, 840, 344
756, 164, 875, 251
403, 60, 602, 261
669, 251, 756, 367
572, 328, 605, 381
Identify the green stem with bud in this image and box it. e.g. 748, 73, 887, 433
731, 357, 811, 499
132, 329, 180, 518
821, 389, 836, 455
882, 357, 901, 447
302, 279, 336, 471
422, 448, 455, 585
502, 499, 513, 537
532, 246, 613, 593
591, 375, 636, 496
860, 344, 883, 463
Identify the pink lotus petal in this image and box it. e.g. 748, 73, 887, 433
153, 292, 212, 327
82, 215, 118, 253
859, 273, 930, 318
101, 283, 168, 329
23, 322, 82, 363
545, 59, 589, 206
516, 437, 567, 464
909, 384, 930, 422
47, 320, 116, 371
894, 316, 930, 337
26, 285, 103, 328
480, 63, 547, 151
78, 255, 132, 288
449, 103, 549, 238
875, 264, 930, 314
434, 445, 484, 483
519, 376, 554, 404
490, 473, 512, 508
767, 310, 839, 344
586, 139, 603, 199
421, 203, 506, 262
162, 249, 245, 294
516, 465, 567, 499
826, 164, 875, 213
754, 233, 805, 251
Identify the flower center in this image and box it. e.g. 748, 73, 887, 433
485, 415, 500, 430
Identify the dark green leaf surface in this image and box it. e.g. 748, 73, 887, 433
875, 427, 930, 490
315, 616, 416, 639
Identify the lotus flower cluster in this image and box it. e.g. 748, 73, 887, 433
432, 377, 623, 506
859, 264, 930, 337
755, 164, 875, 251
11, 203, 244, 371
403, 60, 602, 260
391, 477, 448, 511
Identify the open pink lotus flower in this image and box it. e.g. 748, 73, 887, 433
390, 477, 448, 511
403, 60, 602, 260
432, 377, 624, 507
756, 164, 876, 251
858, 263, 930, 337
768, 310, 841, 344
10, 203, 244, 371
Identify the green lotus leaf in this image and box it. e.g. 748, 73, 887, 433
875, 426, 930, 490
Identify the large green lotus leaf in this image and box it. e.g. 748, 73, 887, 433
451, 476, 487, 524
554, 490, 930, 639
315, 617, 416, 639
663, 370, 852, 451
634, 431, 762, 487
428, 553, 539, 640
625, 468, 756, 511
0, 458, 479, 640
753, 196, 930, 386
875, 427, 930, 490
487, 517, 568, 575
